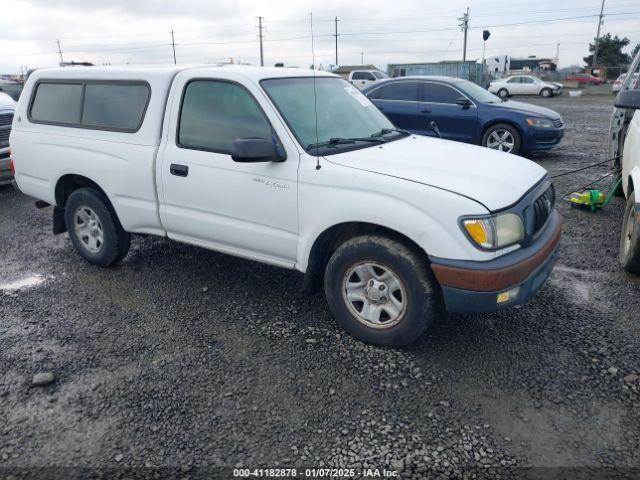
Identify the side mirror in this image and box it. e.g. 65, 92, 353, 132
614, 89, 640, 110
456, 97, 473, 108
231, 138, 286, 163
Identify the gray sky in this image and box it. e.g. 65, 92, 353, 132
0, 0, 638, 73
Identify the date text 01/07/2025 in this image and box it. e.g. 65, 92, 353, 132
232, 467, 399, 477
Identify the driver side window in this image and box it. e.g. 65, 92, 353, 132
178, 80, 274, 154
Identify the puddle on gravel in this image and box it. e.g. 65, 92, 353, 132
0, 274, 46, 292
550, 264, 600, 306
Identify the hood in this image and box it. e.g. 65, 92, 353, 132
326, 135, 547, 211
491, 100, 561, 120
0, 92, 16, 111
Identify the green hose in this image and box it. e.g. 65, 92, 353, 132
598, 177, 623, 209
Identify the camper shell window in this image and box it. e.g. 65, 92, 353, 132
29, 80, 151, 132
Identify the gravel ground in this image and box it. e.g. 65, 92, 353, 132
1, 94, 640, 480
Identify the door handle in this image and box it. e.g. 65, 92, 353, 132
170, 164, 189, 177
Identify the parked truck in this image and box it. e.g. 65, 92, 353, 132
11, 65, 561, 346
610, 50, 640, 271
344, 69, 388, 90
0, 92, 16, 185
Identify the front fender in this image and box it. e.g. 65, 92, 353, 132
628, 166, 640, 200
296, 160, 493, 272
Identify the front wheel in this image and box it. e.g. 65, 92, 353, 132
65, 188, 131, 267
619, 194, 640, 273
324, 235, 439, 347
540, 88, 553, 98
497, 88, 509, 99
482, 123, 522, 155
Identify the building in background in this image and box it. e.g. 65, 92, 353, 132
387, 61, 485, 86
509, 57, 557, 74
486, 55, 558, 79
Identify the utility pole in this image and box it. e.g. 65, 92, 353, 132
360, 51, 364, 65
56, 39, 64, 65
257, 16, 265, 67
458, 7, 469, 62
333, 17, 339, 66
170, 30, 177, 64
592, 0, 605, 70
556, 43, 561, 64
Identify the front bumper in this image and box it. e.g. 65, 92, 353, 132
430, 211, 562, 314
526, 127, 564, 151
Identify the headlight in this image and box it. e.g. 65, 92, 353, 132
461, 213, 524, 250
526, 117, 555, 128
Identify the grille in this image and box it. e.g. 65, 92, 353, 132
532, 184, 555, 234
0, 128, 9, 147
553, 118, 563, 128
0, 113, 12, 127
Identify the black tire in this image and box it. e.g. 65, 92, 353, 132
540, 88, 553, 98
497, 88, 509, 99
64, 188, 130, 267
619, 194, 640, 273
324, 235, 439, 347
481, 123, 522, 155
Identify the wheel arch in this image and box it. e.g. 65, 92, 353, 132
55, 174, 110, 208
300, 221, 431, 295
627, 167, 640, 199
53, 174, 116, 235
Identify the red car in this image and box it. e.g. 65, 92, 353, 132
565, 73, 603, 85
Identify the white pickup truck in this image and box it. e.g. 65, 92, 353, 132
611, 50, 640, 272
347, 69, 388, 90
11, 65, 561, 346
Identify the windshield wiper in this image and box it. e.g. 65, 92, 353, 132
371, 128, 410, 137
306, 137, 385, 150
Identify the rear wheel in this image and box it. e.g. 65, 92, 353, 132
482, 123, 522, 155
324, 235, 439, 347
619, 194, 640, 273
65, 188, 130, 267
497, 88, 509, 99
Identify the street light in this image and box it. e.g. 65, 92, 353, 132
482, 30, 491, 87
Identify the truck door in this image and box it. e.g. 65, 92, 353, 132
158, 76, 299, 267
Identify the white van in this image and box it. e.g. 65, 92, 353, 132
611, 51, 640, 271
11, 65, 561, 346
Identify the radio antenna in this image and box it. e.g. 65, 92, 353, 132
310, 12, 321, 170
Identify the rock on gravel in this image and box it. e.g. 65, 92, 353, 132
31, 372, 55, 386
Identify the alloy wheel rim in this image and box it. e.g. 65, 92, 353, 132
74, 206, 104, 253
486, 129, 515, 153
342, 261, 407, 329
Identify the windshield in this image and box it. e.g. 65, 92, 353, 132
372, 71, 388, 79
261, 77, 396, 153
455, 80, 502, 104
